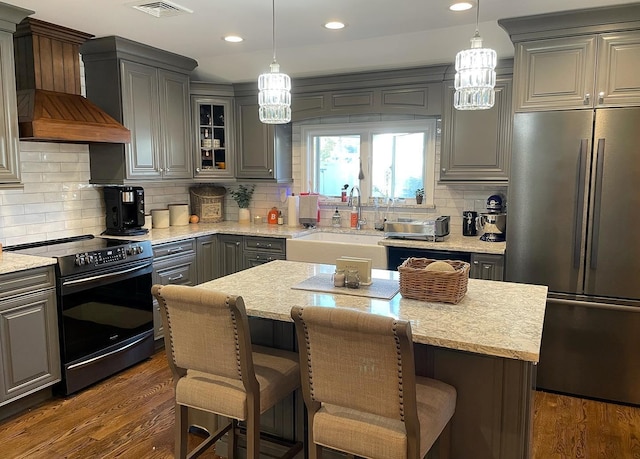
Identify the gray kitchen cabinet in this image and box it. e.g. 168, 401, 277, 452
152, 239, 197, 340
243, 236, 286, 269
440, 75, 513, 183
0, 4, 31, 188
196, 235, 218, 284
218, 234, 286, 276
192, 96, 235, 180
81, 36, 197, 184
0, 266, 60, 406
500, 7, 640, 111
217, 234, 244, 277
470, 253, 504, 281
387, 246, 504, 281
292, 84, 442, 120
234, 95, 292, 182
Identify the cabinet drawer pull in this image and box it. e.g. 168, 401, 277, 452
168, 274, 184, 282
167, 247, 184, 254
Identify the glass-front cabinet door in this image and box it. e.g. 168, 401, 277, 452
192, 97, 235, 179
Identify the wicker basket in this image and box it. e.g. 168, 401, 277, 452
189, 186, 226, 223
398, 258, 470, 304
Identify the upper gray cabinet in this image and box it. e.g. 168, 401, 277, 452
290, 66, 447, 121
499, 4, 640, 112
440, 70, 513, 184
0, 4, 32, 188
191, 95, 235, 180
81, 36, 197, 184
292, 84, 442, 120
234, 94, 292, 182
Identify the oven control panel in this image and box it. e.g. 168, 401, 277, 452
74, 244, 146, 267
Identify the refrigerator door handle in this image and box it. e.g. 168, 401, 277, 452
550, 296, 638, 312
589, 139, 606, 269
573, 140, 589, 269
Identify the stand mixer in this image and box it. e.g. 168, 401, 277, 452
477, 195, 507, 242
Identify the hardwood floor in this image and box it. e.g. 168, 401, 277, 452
532, 390, 640, 459
1, 350, 638, 459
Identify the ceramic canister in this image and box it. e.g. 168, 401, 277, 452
151, 209, 170, 229
169, 204, 190, 226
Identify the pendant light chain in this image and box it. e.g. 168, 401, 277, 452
272, 0, 276, 63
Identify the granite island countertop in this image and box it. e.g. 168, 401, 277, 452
198, 260, 547, 362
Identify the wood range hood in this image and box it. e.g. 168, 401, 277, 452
13, 18, 130, 144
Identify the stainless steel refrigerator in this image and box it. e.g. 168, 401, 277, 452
506, 108, 640, 406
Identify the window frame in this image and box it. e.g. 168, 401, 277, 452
300, 119, 436, 206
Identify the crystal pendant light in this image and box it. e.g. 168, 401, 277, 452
258, 0, 291, 124
454, 0, 496, 110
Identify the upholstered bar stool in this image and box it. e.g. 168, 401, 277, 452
152, 284, 302, 459
291, 306, 456, 459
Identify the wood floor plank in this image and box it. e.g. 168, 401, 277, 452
1, 350, 638, 459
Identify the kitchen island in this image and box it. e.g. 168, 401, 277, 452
198, 260, 547, 459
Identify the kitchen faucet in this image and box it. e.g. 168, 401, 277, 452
348, 186, 366, 229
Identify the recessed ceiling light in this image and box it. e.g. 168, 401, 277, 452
224, 35, 243, 43
449, 2, 474, 11
324, 21, 346, 30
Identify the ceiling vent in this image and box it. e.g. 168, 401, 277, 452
130, 1, 193, 18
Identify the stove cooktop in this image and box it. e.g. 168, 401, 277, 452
4, 235, 152, 276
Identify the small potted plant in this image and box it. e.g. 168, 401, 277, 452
230, 184, 255, 223
415, 187, 424, 205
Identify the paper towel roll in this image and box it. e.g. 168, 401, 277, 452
287, 196, 299, 227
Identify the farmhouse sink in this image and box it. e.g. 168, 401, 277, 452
286, 232, 387, 269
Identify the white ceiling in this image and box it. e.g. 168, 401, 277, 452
5, 0, 633, 83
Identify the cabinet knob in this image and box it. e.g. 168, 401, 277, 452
473, 261, 479, 265
598, 91, 605, 104
584, 93, 591, 105
236, 241, 240, 246
442, 168, 446, 173
195, 167, 201, 173
268, 169, 273, 174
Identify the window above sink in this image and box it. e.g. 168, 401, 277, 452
300, 119, 437, 207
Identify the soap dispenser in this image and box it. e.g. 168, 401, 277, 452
332, 207, 341, 228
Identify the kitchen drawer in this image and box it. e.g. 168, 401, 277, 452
152, 252, 197, 341
243, 251, 286, 269
153, 253, 197, 286
152, 238, 196, 260
243, 237, 286, 254
0, 267, 55, 301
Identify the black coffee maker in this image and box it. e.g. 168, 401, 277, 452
103, 186, 148, 236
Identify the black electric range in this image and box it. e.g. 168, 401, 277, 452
4, 234, 155, 395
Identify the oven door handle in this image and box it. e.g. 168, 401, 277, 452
67, 334, 150, 370
62, 262, 153, 287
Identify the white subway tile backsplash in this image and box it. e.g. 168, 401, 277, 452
3, 214, 46, 226
0, 204, 25, 216
42, 171, 90, 183
3, 193, 45, 205
19, 141, 60, 152
0, 121, 507, 246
